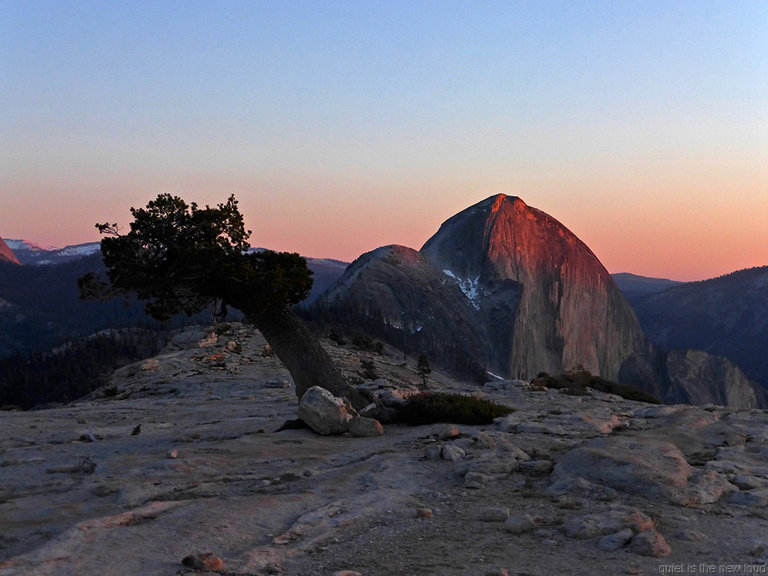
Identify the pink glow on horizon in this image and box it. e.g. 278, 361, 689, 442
2, 172, 767, 283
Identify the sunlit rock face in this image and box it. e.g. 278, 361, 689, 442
319, 194, 647, 382
420, 194, 647, 381
0, 236, 21, 265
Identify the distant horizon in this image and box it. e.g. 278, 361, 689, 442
4, 2, 767, 283
4, 219, 766, 284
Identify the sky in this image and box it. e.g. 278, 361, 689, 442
2, 1, 767, 281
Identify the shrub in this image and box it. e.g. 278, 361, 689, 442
361, 358, 378, 380
532, 368, 660, 404
394, 392, 513, 425
351, 332, 384, 353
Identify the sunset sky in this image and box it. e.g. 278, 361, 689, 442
2, 1, 767, 281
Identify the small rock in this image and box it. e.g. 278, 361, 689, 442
563, 506, 654, 539
79, 457, 96, 474
348, 416, 384, 437
181, 552, 224, 571
520, 459, 554, 476
729, 488, 768, 507
265, 378, 291, 388
750, 537, 768, 556
424, 445, 442, 461
475, 432, 496, 449
479, 507, 509, 522
503, 514, 535, 534
166, 449, 179, 459
416, 507, 433, 519
438, 424, 460, 440
674, 529, 709, 542
464, 472, 495, 488
732, 474, 765, 490
629, 530, 672, 557
441, 445, 465, 462
599, 528, 634, 551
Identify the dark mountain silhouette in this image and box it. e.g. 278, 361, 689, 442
626, 266, 768, 389
612, 272, 682, 306
317, 244, 489, 378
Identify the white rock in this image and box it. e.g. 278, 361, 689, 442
298, 386, 354, 435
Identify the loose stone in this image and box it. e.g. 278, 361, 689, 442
441, 445, 465, 462
439, 424, 460, 440
479, 507, 509, 522
504, 514, 535, 534
629, 530, 672, 557
599, 528, 634, 551
416, 507, 433, 519
348, 416, 384, 437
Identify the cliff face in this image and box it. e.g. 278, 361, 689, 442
319, 245, 489, 377
628, 266, 768, 389
314, 194, 764, 407
665, 349, 766, 408
421, 195, 647, 380
320, 195, 647, 382
0, 237, 21, 265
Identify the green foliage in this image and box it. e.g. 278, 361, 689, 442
533, 367, 660, 404
79, 193, 313, 322
394, 392, 513, 425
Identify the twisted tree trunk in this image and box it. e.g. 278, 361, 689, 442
246, 305, 369, 410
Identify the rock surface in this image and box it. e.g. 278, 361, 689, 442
2, 324, 768, 575
421, 194, 648, 382
298, 386, 355, 435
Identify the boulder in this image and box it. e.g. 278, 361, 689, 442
629, 530, 672, 557
348, 416, 384, 437
298, 386, 355, 435
552, 437, 692, 503
562, 506, 654, 539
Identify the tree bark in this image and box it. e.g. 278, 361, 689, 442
247, 305, 369, 409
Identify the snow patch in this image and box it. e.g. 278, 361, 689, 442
56, 243, 101, 257
442, 269, 483, 310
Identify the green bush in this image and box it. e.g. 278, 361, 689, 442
394, 392, 513, 425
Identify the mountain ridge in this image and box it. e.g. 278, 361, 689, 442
319, 194, 647, 382
420, 194, 647, 381
0, 237, 21, 265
